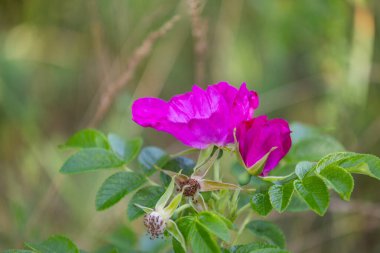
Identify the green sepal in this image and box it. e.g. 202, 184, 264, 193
246, 147, 277, 176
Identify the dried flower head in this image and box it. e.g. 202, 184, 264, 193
178, 178, 201, 197
135, 177, 185, 247
144, 211, 167, 239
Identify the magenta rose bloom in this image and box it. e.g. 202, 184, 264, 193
236, 115, 292, 176
132, 82, 259, 149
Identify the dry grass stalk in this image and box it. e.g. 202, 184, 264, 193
87, 0, 111, 82
187, 0, 208, 84
89, 15, 181, 127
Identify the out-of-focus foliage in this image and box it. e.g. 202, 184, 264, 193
0, 0, 380, 252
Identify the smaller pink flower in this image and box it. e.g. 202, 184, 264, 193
236, 115, 292, 176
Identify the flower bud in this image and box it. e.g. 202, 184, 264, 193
236, 116, 291, 176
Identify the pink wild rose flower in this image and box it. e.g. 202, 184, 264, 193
132, 82, 259, 149
236, 115, 292, 176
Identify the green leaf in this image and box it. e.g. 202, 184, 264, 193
315, 152, 354, 171
173, 237, 186, 253
167, 220, 186, 252
197, 211, 231, 242
62, 129, 110, 149
60, 148, 125, 174
268, 182, 294, 212
343, 154, 380, 179
96, 171, 146, 210
176, 216, 196, 239
213, 212, 233, 229
108, 134, 143, 163
25, 235, 79, 253
177, 216, 221, 253
247, 220, 286, 249
193, 222, 221, 253
234, 242, 281, 253
294, 176, 329, 215
138, 147, 170, 176
284, 193, 309, 212
316, 152, 380, 180
318, 166, 354, 201
250, 192, 272, 216
127, 186, 165, 220
295, 161, 315, 180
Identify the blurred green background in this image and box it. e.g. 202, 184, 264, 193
1, 0, 380, 252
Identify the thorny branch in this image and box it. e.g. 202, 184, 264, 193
88, 15, 181, 127
187, 0, 208, 84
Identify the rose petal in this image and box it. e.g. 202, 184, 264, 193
132, 97, 169, 128
132, 82, 260, 149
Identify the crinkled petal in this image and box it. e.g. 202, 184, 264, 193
232, 83, 259, 121
164, 115, 229, 148
211, 81, 239, 104
165, 85, 231, 148
237, 116, 292, 176
132, 82, 260, 149
168, 85, 222, 123
212, 82, 260, 143
132, 98, 169, 129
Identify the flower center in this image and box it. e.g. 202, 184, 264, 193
178, 178, 201, 197
143, 211, 166, 239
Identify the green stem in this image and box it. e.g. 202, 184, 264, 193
236, 203, 250, 217
146, 177, 159, 186
214, 159, 220, 181
231, 212, 253, 245
173, 203, 191, 216
171, 148, 198, 158
124, 166, 133, 172
211, 192, 220, 201
260, 172, 297, 184
240, 187, 256, 193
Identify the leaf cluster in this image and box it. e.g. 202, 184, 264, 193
8, 125, 380, 253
